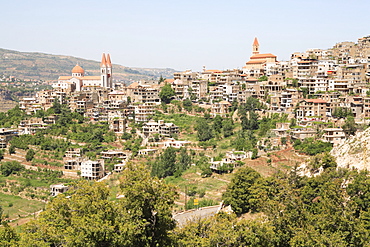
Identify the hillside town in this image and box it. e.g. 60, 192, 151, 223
1, 36, 370, 181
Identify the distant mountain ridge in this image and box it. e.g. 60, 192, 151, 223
0, 48, 177, 83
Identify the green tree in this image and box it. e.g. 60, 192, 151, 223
241, 111, 259, 131
52, 97, 62, 114
182, 99, 192, 112
158, 75, 165, 84
258, 75, 268, 82
222, 118, 234, 138
174, 213, 277, 247
342, 115, 357, 136
25, 148, 36, 161
293, 137, 332, 155
119, 162, 178, 247
195, 118, 213, 142
151, 147, 177, 178
8, 145, 15, 154
0, 161, 24, 176
20, 181, 120, 246
332, 107, 352, 118
222, 167, 263, 215
0, 222, 19, 246
212, 115, 223, 133
176, 148, 191, 176
159, 83, 175, 104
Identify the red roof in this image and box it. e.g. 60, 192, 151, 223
72, 64, 84, 74
127, 81, 139, 89
304, 99, 327, 103
164, 79, 174, 83
253, 37, 259, 46
246, 59, 265, 64
204, 70, 222, 73
250, 53, 277, 59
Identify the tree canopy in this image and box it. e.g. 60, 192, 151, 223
16, 163, 177, 247
159, 83, 175, 104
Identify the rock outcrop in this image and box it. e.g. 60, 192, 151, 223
331, 128, 370, 170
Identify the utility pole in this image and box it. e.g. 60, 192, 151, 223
184, 185, 187, 210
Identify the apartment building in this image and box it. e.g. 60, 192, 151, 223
210, 101, 231, 117
81, 160, 105, 180
129, 103, 156, 122
0, 128, 17, 148
142, 120, 179, 137
296, 99, 330, 120
322, 128, 346, 145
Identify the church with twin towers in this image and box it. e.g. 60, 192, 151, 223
53, 53, 113, 92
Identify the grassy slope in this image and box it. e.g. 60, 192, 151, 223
0, 193, 45, 220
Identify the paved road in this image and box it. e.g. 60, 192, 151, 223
173, 205, 220, 226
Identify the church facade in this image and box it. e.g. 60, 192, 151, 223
53, 53, 113, 92
243, 38, 278, 77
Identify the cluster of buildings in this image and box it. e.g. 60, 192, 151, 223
171, 36, 370, 119
19, 37, 369, 124
12, 35, 370, 180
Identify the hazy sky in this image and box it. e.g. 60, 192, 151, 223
2, 0, 369, 71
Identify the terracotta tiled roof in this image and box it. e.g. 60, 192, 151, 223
164, 79, 174, 83
204, 70, 222, 73
245, 77, 258, 81
58, 76, 72, 80
250, 53, 277, 59
246, 59, 266, 64
218, 100, 232, 105
304, 99, 327, 103
253, 37, 259, 46
72, 64, 84, 74
127, 81, 139, 89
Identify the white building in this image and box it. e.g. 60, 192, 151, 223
81, 160, 105, 180
53, 53, 113, 92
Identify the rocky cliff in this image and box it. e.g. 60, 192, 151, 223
331, 128, 370, 170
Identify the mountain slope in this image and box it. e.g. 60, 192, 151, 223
0, 48, 176, 82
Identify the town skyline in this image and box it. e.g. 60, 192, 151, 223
2, 0, 369, 71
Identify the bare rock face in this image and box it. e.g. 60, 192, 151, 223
331, 129, 370, 170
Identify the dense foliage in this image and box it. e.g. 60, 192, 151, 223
159, 83, 175, 104
219, 166, 370, 246
293, 137, 333, 155
0, 161, 24, 176
9, 163, 177, 247
150, 147, 191, 178
0, 106, 26, 128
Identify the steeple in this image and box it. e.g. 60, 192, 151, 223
101, 53, 107, 67
106, 54, 112, 67
100, 53, 112, 89
252, 37, 259, 55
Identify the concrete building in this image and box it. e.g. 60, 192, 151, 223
322, 128, 346, 145
81, 160, 105, 180
50, 184, 69, 197
142, 120, 179, 138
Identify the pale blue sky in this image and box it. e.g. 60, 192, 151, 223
1, 0, 369, 71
